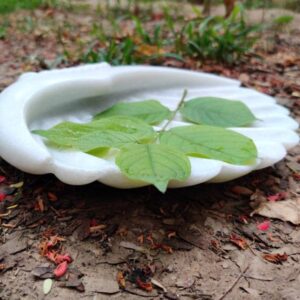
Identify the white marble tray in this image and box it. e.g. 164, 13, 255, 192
0, 63, 298, 188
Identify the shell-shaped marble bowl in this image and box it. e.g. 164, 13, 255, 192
0, 63, 298, 188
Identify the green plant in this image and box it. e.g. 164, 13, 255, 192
83, 38, 137, 65
272, 15, 294, 30
79, 2, 261, 66
0, 26, 6, 39
82, 22, 181, 66
179, 4, 261, 63
0, 19, 9, 39
133, 17, 163, 46
33, 94, 258, 192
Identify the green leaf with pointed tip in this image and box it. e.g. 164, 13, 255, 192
160, 125, 257, 165
180, 97, 256, 127
32, 116, 156, 152
94, 100, 172, 125
116, 144, 191, 193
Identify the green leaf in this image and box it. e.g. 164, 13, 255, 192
180, 97, 256, 127
94, 100, 172, 125
86, 147, 109, 157
43, 279, 53, 295
160, 125, 257, 165
33, 116, 156, 152
116, 144, 191, 193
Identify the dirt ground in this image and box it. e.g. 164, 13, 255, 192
1, 2, 300, 300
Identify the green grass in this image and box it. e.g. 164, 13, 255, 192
0, 0, 42, 13
0, 0, 70, 14
82, 4, 260, 65
178, 5, 261, 63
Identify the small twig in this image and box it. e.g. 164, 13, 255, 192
217, 265, 249, 300
49, 205, 62, 217
248, 243, 258, 257
244, 275, 274, 282
159, 89, 188, 133
0, 211, 11, 218
288, 252, 300, 256
1, 223, 16, 228
248, 242, 269, 264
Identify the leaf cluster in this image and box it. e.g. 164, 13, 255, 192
33, 97, 257, 193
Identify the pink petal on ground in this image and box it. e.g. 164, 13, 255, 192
257, 220, 270, 231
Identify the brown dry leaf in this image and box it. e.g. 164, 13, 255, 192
153, 244, 173, 254
252, 198, 300, 225
89, 224, 106, 234
116, 271, 126, 289
262, 253, 288, 264
232, 185, 253, 196
119, 241, 149, 254
177, 228, 210, 250
0, 233, 29, 255
230, 234, 248, 250
73, 219, 90, 240
250, 189, 266, 208
267, 53, 299, 67
136, 277, 153, 292
116, 226, 128, 237
146, 234, 155, 247
48, 192, 58, 202
32, 266, 54, 279
135, 44, 165, 57
137, 234, 144, 244
37, 197, 45, 212
267, 233, 281, 243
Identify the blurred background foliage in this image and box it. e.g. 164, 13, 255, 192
0, 0, 299, 14
0, 0, 298, 66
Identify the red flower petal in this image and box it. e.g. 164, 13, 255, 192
257, 220, 270, 231
0, 176, 6, 183
267, 192, 287, 202
0, 193, 6, 202
54, 254, 72, 264
54, 261, 68, 277
45, 251, 57, 263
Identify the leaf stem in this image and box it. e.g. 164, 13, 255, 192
159, 89, 188, 133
